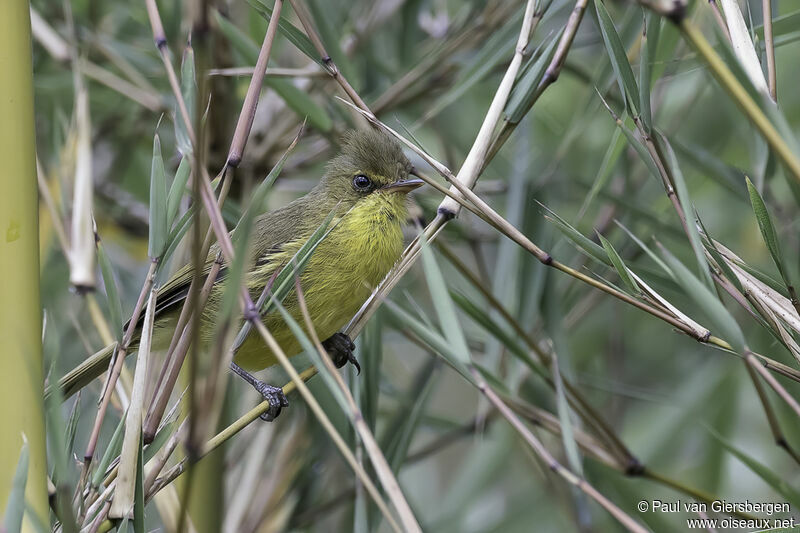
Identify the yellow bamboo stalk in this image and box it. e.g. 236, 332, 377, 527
0, 1, 49, 529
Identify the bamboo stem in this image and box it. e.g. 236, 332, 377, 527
0, 1, 49, 525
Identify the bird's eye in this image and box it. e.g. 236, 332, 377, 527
352, 174, 373, 191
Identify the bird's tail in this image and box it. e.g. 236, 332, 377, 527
45, 342, 118, 401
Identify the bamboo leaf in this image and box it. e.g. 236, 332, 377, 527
265, 78, 332, 132
256, 207, 337, 316
270, 295, 350, 411
505, 31, 562, 124
597, 232, 640, 295
383, 300, 473, 383
306, 0, 357, 87
166, 156, 190, 228
359, 313, 382, 431
97, 237, 124, 340
638, 14, 654, 133
615, 220, 672, 277
710, 429, 800, 509
247, 0, 319, 65
451, 291, 545, 378
143, 418, 174, 464
553, 357, 583, 477
220, 138, 295, 323
660, 244, 746, 352
595, 0, 640, 116
384, 361, 438, 472
719, 0, 769, 95
659, 133, 714, 291
418, 232, 471, 365
91, 415, 126, 488
696, 216, 744, 295
540, 205, 608, 266
175, 47, 196, 157
746, 177, 791, 287
577, 127, 625, 220
214, 10, 259, 64
148, 134, 168, 259
3, 441, 28, 533
133, 433, 145, 533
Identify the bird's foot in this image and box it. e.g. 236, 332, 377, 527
230, 362, 289, 421
322, 332, 360, 374
255, 381, 290, 422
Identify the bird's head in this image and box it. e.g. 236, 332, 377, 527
320, 129, 423, 207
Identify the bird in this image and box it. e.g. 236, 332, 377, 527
54, 128, 423, 422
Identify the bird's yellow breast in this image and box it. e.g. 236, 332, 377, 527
233, 192, 408, 370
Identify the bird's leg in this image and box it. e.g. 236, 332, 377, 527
322, 332, 360, 374
230, 362, 289, 421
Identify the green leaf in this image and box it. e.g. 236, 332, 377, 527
597, 232, 640, 294
133, 433, 145, 533
659, 133, 714, 291
166, 156, 190, 229
638, 14, 654, 133
673, 140, 747, 199
596, 93, 662, 181
306, 0, 357, 87
660, 244, 746, 352
553, 357, 583, 477
143, 418, 175, 464
418, 233, 471, 365
265, 78, 332, 132
3, 441, 28, 533
383, 360, 438, 472
540, 205, 608, 266
65, 395, 81, 458
696, 215, 744, 295
148, 134, 168, 258
247, 0, 320, 65
577, 127, 625, 221
214, 10, 259, 64
451, 291, 545, 378
91, 414, 126, 488
383, 300, 473, 383
270, 294, 350, 411
97, 237, 124, 340
615, 220, 672, 277
595, 0, 639, 116
746, 177, 791, 288
505, 30, 562, 123
220, 136, 298, 325
175, 47, 196, 157
359, 313, 382, 431
710, 429, 800, 509
256, 207, 337, 316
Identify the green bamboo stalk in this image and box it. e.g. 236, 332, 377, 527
0, 1, 49, 529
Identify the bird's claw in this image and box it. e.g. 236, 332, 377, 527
322, 332, 360, 374
255, 382, 289, 422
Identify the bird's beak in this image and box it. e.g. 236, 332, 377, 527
380, 178, 424, 193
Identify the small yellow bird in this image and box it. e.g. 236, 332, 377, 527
60, 129, 422, 421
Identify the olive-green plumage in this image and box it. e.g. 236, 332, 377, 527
147, 129, 419, 370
